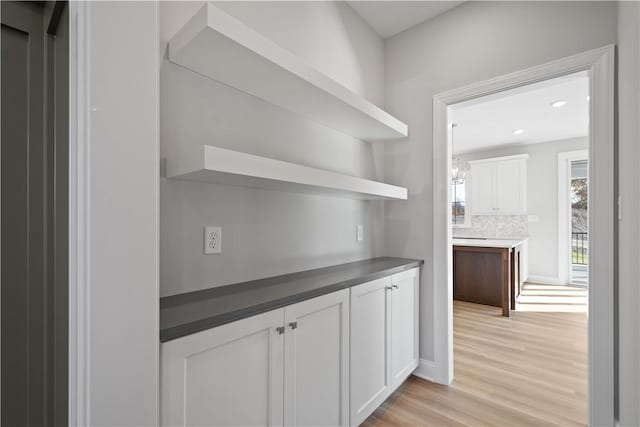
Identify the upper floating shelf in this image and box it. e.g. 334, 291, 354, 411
168, 3, 409, 142
167, 145, 408, 201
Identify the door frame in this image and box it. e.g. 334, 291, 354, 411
432, 45, 615, 426
558, 150, 589, 286
68, 2, 89, 425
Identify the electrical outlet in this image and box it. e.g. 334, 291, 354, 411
357, 225, 364, 242
204, 226, 222, 254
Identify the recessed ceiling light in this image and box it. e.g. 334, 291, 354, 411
550, 100, 568, 108
513, 129, 524, 135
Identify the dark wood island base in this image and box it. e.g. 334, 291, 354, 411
453, 245, 522, 317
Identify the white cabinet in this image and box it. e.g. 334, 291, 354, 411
469, 162, 495, 214
161, 309, 285, 427
469, 154, 528, 215
161, 268, 420, 427
161, 290, 349, 427
350, 268, 420, 426
284, 289, 350, 426
390, 269, 419, 389
350, 277, 392, 426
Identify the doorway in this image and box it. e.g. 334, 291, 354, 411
432, 46, 615, 425
447, 71, 591, 423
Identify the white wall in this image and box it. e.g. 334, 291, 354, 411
383, 0, 616, 364
454, 137, 588, 281
159, 1, 386, 297
616, 1, 640, 425
83, 2, 159, 425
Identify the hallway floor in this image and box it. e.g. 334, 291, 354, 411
362, 301, 587, 427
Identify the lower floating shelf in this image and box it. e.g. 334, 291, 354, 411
167, 145, 408, 201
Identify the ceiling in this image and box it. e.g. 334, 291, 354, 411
347, 1, 464, 39
450, 72, 589, 155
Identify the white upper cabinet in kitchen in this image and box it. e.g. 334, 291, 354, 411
469, 154, 528, 215
469, 162, 496, 214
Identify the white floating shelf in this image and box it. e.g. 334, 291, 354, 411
168, 145, 408, 201
168, 3, 408, 142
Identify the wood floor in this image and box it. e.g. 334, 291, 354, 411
362, 300, 587, 427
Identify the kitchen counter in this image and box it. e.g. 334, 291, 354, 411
453, 237, 527, 249
160, 257, 423, 342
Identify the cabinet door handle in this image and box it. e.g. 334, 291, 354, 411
289, 321, 298, 330
386, 286, 393, 291
392, 284, 399, 290
276, 326, 285, 335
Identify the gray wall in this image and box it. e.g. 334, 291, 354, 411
383, 1, 616, 363
159, 1, 387, 296
84, 2, 159, 425
616, 1, 640, 425
454, 137, 589, 281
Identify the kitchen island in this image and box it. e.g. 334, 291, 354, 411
452, 238, 526, 316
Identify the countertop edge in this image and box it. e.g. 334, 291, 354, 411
452, 238, 528, 249
160, 259, 423, 343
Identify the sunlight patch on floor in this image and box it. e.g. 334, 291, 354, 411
516, 282, 587, 313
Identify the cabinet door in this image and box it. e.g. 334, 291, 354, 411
350, 277, 392, 426
161, 309, 285, 427
470, 162, 496, 214
390, 268, 419, 388
283, 289, 349, 427
496, 159, 527, 213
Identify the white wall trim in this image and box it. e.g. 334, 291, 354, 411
558, 150, 589, 286
412, 358, 438, 382
432, 45, 615, 426
68, 2, 89, 426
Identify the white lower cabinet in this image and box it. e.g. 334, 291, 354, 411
390, 269, 419, 389
161, 309, 285, 427
284, 289, 350, 426
161, 289, 349, 427
161, 268, 419, 427
350, 268, 419, 426
349, 276, 393, 426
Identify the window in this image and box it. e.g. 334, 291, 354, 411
452, 175, 470, 227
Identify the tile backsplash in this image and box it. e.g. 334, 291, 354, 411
453, 215, 528, 239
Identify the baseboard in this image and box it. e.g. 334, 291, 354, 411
412, 358, 438, 382
526, 275, 565, 286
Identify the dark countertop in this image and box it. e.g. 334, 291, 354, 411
160, 257, 423, 342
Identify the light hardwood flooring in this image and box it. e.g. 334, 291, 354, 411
362, 300, 587, 427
